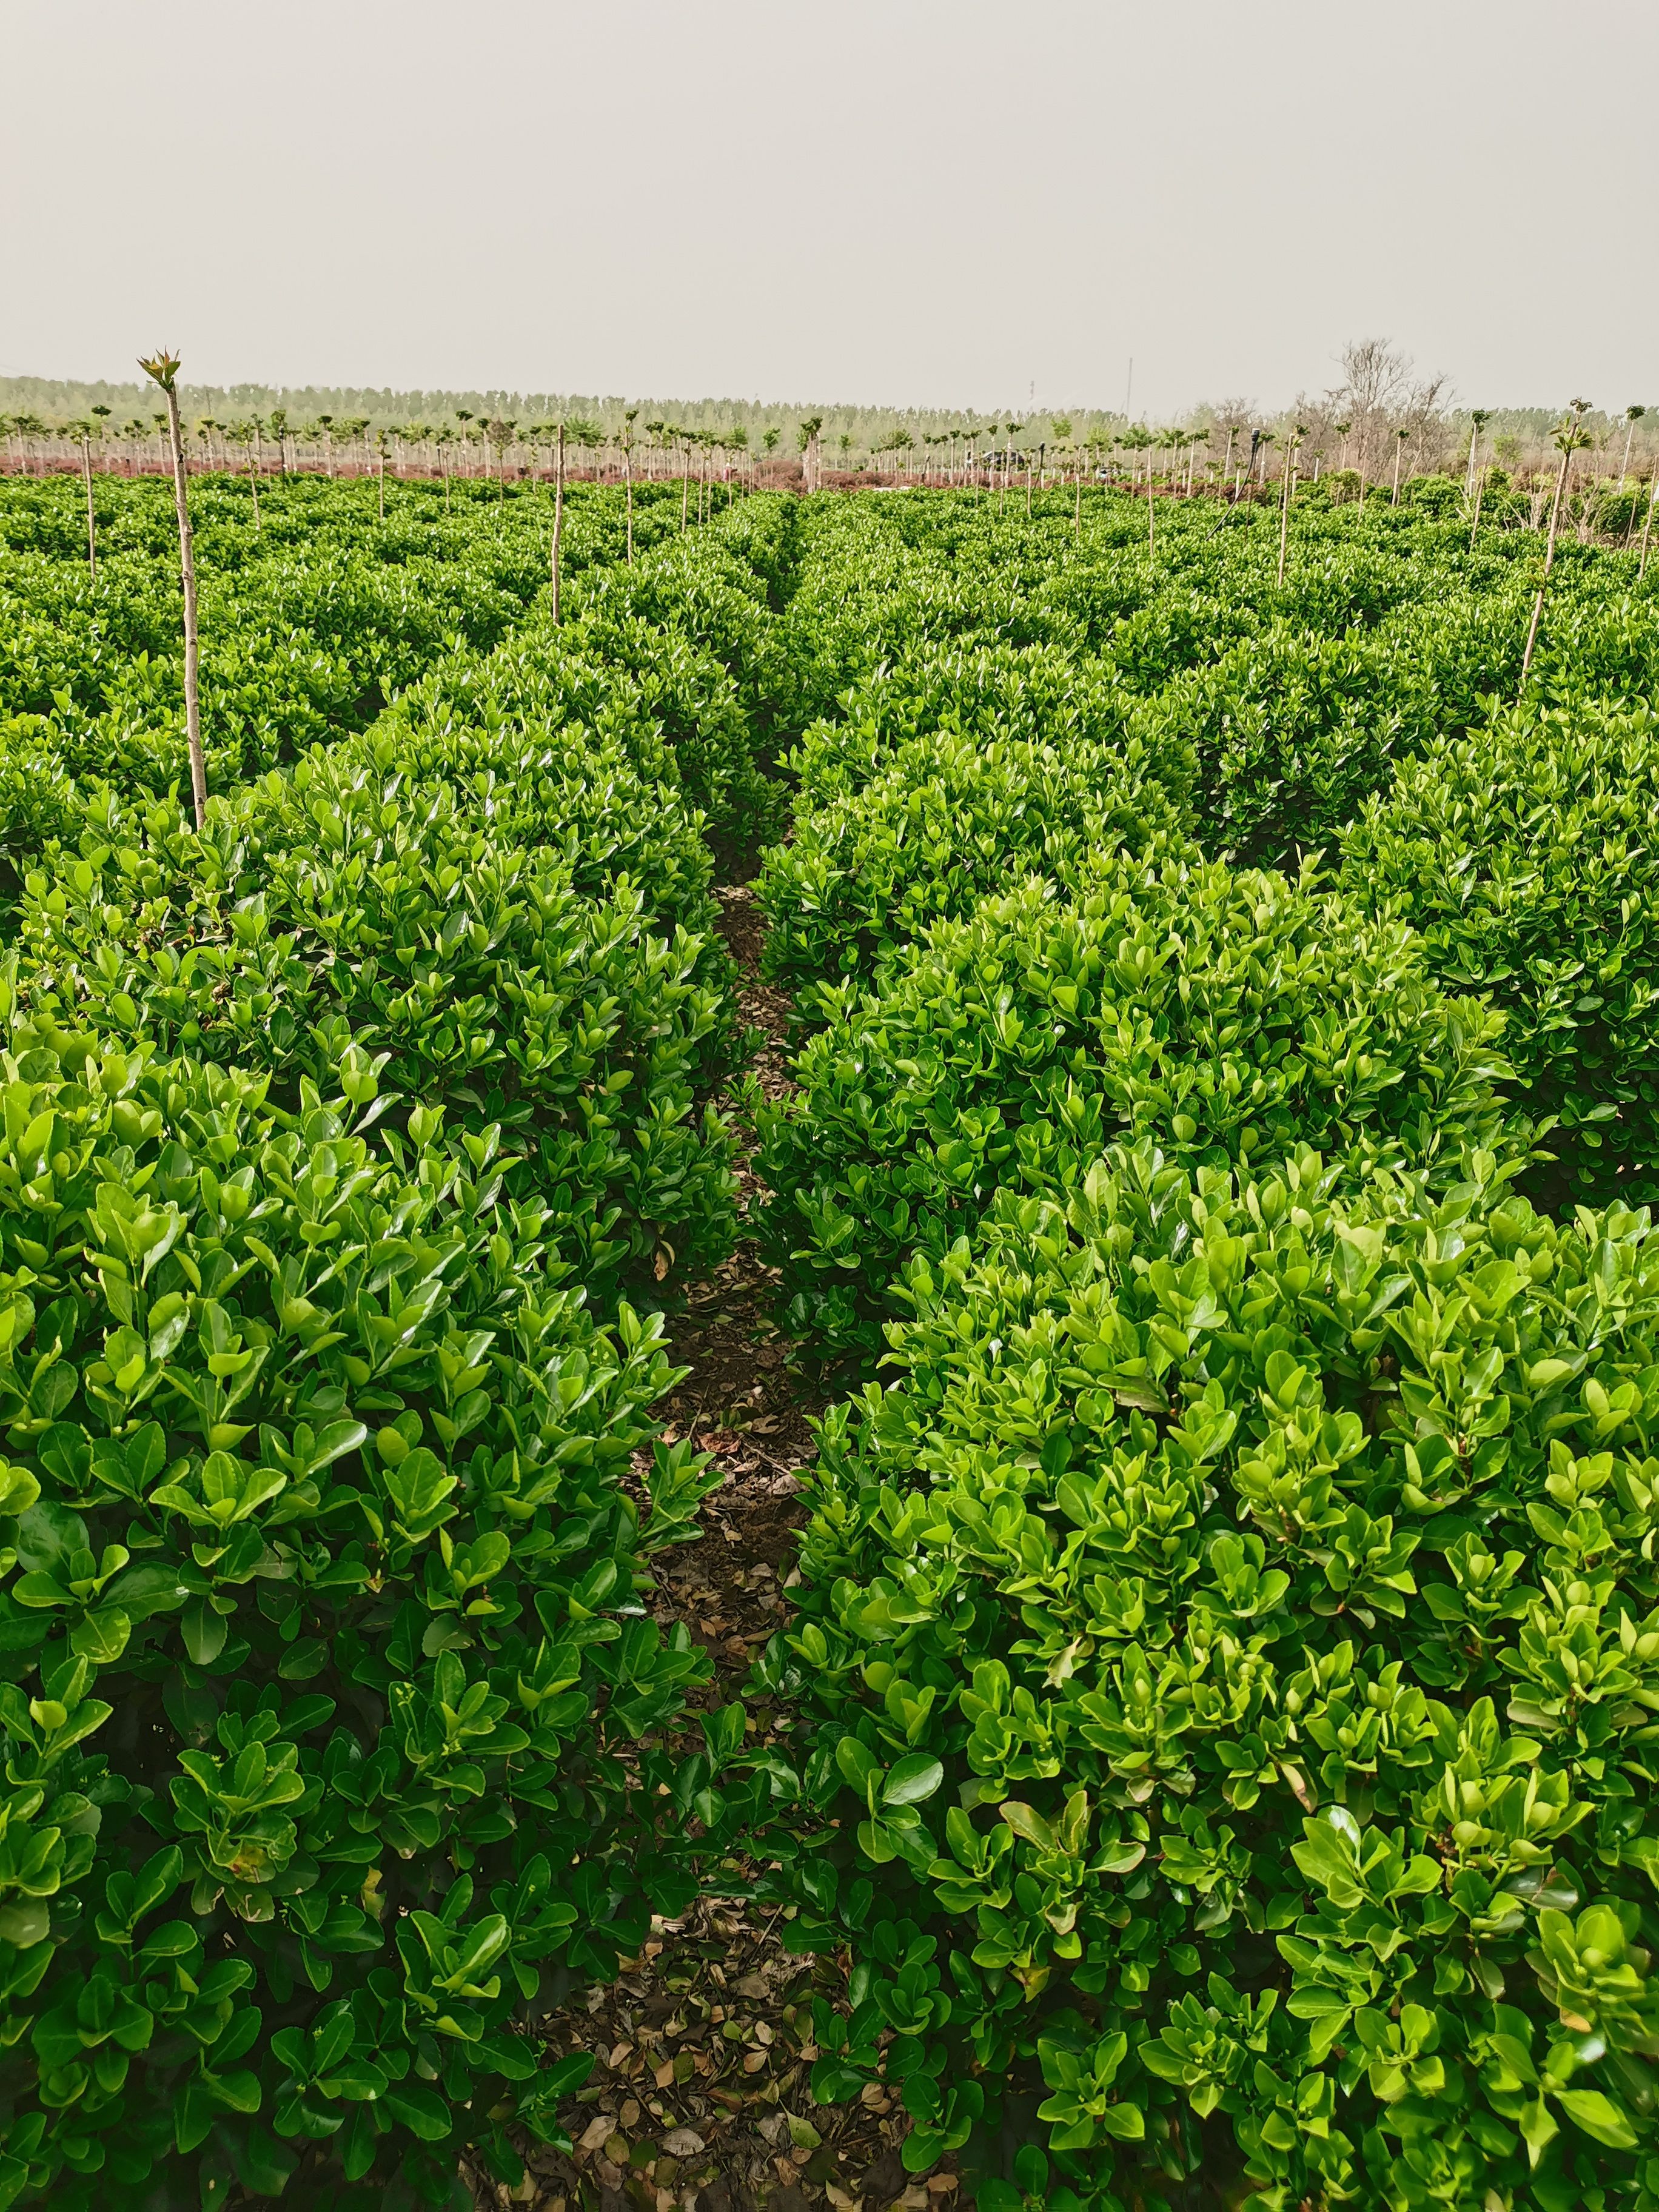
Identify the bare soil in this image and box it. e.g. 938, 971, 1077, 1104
472, 889, 952, 2212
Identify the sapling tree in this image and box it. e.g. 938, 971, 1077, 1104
1520, 397, 1592, 684
249, 413, 266, 497
1618, 402, 1644, 484
139, 348, 208, 833
74, 420, 97, 576
1277, 423, 1304, 587
799, 414, 824, 493
726, 423, 748, 504
238, 418, 264, 535
1464, 408, 1492, 498
1466, 409, 1494, 545
1639, 462, 1658, 579
1390, 425, 1409, 504
999, 421, 1021, 511
550, 418, 565, 623
623, 405, 638, 563
488, 418, 516, 508
1621, 406, 1648, 543
1138, 428, 1157, 554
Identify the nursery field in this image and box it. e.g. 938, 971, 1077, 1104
2, 466, 1659, 2212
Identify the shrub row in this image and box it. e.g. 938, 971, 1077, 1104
747, 488, 1659, 2208
0, 479, 695, 913
0, 480, 789, 2206
1341, 696, 1659, 1213
756, 856, 1521, 1369
0, 1008, 741, 2208
771, 1142, 1659, 2206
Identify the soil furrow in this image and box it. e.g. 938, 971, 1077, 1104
484, 888, 951, 2212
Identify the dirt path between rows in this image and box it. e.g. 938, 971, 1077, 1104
474, 888, 954, 2212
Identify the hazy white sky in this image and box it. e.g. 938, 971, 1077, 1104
7, 0, 1655, 417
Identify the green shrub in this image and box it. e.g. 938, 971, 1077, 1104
755, 859, 1520, 1368
770, 1141, 1659, 2207
1133, 600, 1524, 866
0, 545, 526, 784
0, 733, 82, 929
1532, 583, 1659, 702
1398, 472, 1464, 517
15, 760, 738, 1309
512, 607, 783, 848
757, 729, 1192, 995
0, 479, 709, 888
578, 500, 802, 746
341, 680, 725, 940
1341, 697, 1659, 1210
0, 1011, 727, 2208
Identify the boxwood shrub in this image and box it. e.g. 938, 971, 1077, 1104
0, 1009, 728, 2209
755, 857, 1521, 1369
769, 1140, 1659, 2209
1129, 598, 1527, 868
757, 729, 1193, 995
15, 744, 739, 1309
1341, 697, 1659, 1212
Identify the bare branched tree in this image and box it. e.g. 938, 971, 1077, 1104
1317, 340, 1453, 488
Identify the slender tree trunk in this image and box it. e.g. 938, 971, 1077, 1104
1469, 468, 1486, 552
1074, 467, 1082, 538
1639, 468, 1658, 580
551, 424, 565, 624
81, 435, 97, 577
625, 441, 634, 565
160, 384, 207, 833
378, 446, 386, 524
1521, 440, 1574, 684
1277, 435, 1297, 588
1147, 451, 1156, 559
248, 432, 262, 536
680, 449, 689, 530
